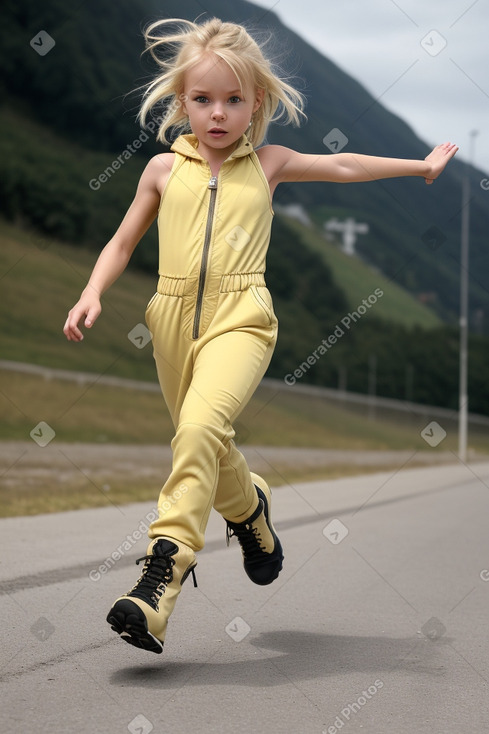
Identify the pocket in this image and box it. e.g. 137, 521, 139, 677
249, 285, 274, 325
145, 292, 159, 326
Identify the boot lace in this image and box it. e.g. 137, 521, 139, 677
226, 522, 266, 563
129, 553, 175, 610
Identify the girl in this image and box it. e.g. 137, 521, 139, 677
63, 17, 458, 655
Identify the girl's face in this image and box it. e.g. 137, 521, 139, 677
182, 53, 263, 159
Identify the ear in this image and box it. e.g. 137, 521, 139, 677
179, 91, 188, 116
253, 87, 265, 113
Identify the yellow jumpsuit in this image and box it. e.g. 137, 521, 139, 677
145, 133, 279, 551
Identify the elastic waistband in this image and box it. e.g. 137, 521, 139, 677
156, 271, 266, 296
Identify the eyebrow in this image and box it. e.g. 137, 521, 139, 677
190, 88, 243, 95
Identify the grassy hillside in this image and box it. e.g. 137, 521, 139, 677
0, 368, 453, 449
3, 0, 489, 326
4, 367, 489, 517
0, 199, 440, 382
278, 215, 441, 329
0, 107, 157, 269
0, 219, 157, 379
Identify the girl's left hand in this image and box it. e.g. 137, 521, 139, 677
424, 142, 459, 184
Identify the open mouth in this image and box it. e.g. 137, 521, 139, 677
208, 128, 227, 136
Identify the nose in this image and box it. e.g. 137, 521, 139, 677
211, 103, 226, 121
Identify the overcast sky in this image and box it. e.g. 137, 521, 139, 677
251, 0, 489, 173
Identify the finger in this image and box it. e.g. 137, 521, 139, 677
442, 142, 458, 154
84, 305, 101, 328
63, 313, 84, 342
65, 322, 84, 342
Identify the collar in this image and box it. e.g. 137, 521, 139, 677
170, 133, 253, 161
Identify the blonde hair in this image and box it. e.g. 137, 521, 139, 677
137, 17, 306, 147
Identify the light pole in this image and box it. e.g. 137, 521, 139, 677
458, 129, 478, 462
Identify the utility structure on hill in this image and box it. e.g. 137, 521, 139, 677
458, 130, 478, 462
324, 217, 369, 256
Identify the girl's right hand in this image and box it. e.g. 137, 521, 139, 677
63, 289, 102, 342
424, 142, 459, 184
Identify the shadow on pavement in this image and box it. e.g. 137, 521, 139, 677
109, 629, 450, 688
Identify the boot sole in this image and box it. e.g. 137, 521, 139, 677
106, 598, 163, 654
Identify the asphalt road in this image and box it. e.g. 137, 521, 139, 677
2, 461, 489, 734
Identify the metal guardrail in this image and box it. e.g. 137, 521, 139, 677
262, 377, 489, 427
0, 359, 161, 392
2, 359, 489, 427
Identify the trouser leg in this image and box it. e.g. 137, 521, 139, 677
148, 326, 276, 551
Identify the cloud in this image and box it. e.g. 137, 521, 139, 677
253, 0, 489, 170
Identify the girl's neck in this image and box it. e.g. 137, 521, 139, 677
195, 137, 242, 177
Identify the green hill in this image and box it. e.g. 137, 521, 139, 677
0, 203, 437, 379
2, 0, 489, 415
2, 0, 489, 327
277, 215, 441, 329
0, 220, 156, 380
2, 217, 489, 414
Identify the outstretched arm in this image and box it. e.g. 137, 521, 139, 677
262, 142, 458, 187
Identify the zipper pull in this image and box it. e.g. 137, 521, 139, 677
208, 176, 218, 189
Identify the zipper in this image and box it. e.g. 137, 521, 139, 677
192, 175, 218, 339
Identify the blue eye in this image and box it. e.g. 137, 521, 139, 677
194, 96, 208, 103
229, 96, 241, 103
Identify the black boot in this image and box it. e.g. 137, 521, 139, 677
226, 483, 283, 585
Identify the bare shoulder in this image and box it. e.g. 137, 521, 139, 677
256, 144, 296, 185
256, 144, 293, 171
144, 152, 176, 196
